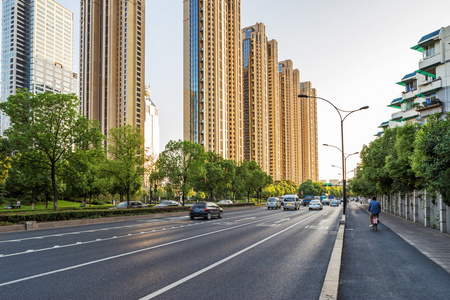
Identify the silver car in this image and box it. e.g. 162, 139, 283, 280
309, 200, 323, 210
283, 195, 300, 210
267, 197, 281, 209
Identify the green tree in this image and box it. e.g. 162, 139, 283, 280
298, 179, 318, 196
0, 90, 102, 211
101, 125, 144, 207
412, 114, 450, 205
157, 140, 205, 205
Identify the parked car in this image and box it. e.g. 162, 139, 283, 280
154, 200, 181, 208
189, 202, 223, 220
309, 200, 323, 210
283, 195, 300, 210
110, 201, 147, 209
218, 200, 233, 205
266, 197, 281, 209
330, 200, 339, 207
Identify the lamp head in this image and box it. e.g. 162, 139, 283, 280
298, 94, 309, 98
359, 106, 369, 110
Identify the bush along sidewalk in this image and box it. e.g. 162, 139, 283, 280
0, 202, 256, 225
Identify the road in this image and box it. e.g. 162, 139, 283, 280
0, 206, 341, 300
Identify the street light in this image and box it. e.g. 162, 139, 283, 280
299, 94, 368, 215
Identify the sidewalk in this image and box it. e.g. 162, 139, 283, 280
338, 201, 450, 299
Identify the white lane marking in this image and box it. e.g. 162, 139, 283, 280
0, 214, 288, 287
139, 213, 319, 300
256, 224, 279, 228
274, 218, 290, 223
318, 220, 329, 226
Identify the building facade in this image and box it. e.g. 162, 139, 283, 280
1, 0, 76, 135
267, 39, 281, 181
278, 60, 296, 182
80, 0, 145, 139
379, 26, 450, 135
242, 23, 269, 172
183, 0, 243, 160
144, 86, 160, 159
300, 81, 319, 181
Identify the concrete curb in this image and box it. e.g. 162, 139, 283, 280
319, 214, 346, 300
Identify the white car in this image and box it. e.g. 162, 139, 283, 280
218, 200, 233, 204
266, 197, 281, 209
309, 200, 323, 210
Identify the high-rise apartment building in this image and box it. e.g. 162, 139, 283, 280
267, 39, 281, 181
80, 0, 145, 139
300, 81, 319, 181
278, 60, 297, 181
292, 69, 302, 184
1, 0, 77, 135
144, 86, 160, 159
183, 0, 243, 160
242, 23, 269, 172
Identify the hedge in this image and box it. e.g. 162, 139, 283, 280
0, 202, 255, 225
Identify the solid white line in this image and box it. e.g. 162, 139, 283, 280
0, 213, 286, 287
139, 213, 320, 300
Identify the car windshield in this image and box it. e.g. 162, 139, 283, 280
268, 198, 277, 202
311, 200, 320, 204
284, 198, 295, 202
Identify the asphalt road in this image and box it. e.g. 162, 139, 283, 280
0, 205, 341, 300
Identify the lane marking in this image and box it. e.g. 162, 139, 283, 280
139, 213, 320, 300
0, 213, 295, 286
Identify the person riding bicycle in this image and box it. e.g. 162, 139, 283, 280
368, 196, 381, 228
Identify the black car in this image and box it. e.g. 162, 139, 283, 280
189, 202, 223, 220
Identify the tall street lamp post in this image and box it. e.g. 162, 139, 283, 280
298, 94, 368, 215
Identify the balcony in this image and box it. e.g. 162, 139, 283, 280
415, 100, 443, 113
401, 89, 417, 101
418, 78, 442, 94
419, 52, 442, 70
401, 109, 419, 121
390, 111, 403, 122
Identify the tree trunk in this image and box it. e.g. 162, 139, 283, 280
89, 192, 92, 207
51, 163, 58, 212
127, 189, 130, 208
31, 189, 35, 210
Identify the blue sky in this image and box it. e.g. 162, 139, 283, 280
3, 0, 450, 181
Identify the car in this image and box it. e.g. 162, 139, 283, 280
283, 195, 300, 210
309, 200, 323, 210
330, 200, 339, 207
266, 197, 281, 209
110, 201, 147, 209
322, 198, 330, 205
303, 196, 313, 206
336, 198, 342, 204
3, 203, 15, 209
189, 202, 223, 220
218, 200, 233, 205
154, 200, 181, 208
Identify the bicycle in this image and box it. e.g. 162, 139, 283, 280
371, 215, 379, 231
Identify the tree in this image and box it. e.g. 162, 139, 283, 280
0, 90, 102, 211
385, 123, 421, 193
101, 125, 144, 207
412, 113, 450, 205
156, 140, 205, 205
298, 179, 318, 196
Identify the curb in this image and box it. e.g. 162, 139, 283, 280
319, 214, 346, 300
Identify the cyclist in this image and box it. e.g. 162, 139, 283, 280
368, 196, 381, 228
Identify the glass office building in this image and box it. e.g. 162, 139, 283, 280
0, 0, 76, 135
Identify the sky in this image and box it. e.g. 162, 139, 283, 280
2, 0, 450, 182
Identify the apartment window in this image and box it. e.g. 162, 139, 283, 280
405, 81, 415, 92
423, 43, 435, 58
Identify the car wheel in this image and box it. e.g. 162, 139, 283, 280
205, 213, 211, 220
190, 216, 194, 220
218, 211, 223, 219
